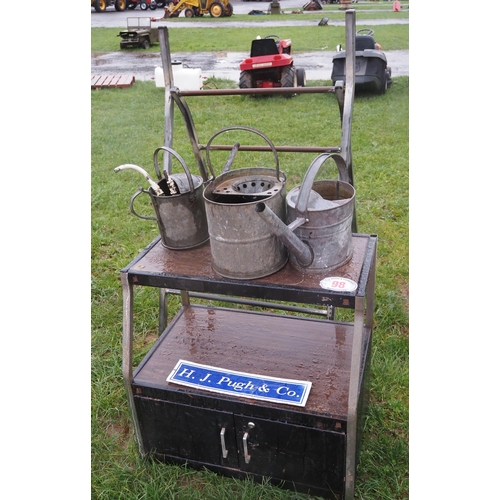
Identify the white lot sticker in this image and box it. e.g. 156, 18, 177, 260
320, 277, 358, 292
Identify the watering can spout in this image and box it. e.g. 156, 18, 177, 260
255, 203, 314, 268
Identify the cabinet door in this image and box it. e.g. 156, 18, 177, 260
134, 397, 239, 468
234, 415, 346, 493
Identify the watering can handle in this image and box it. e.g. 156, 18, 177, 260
153, 146, 196, 198
205, 125, 280, 181
294, 153, 348, 215
129, 187, 157, 221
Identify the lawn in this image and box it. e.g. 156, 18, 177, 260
91, 6, 409, 499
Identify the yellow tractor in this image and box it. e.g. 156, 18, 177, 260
163, 0, 233, 18
92, 0, 127, 12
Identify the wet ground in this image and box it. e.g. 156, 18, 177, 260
91, 0, 409, 83
92, 49, 408, 83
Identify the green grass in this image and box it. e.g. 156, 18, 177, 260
91, 8, 409, 53
92, 5, 408, 497
92, 23, 408, 53
92, 75, 409, 499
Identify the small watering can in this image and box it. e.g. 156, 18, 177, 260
256, 152, 355, 273
203, 126, 288, 280
115, 146, 209, 250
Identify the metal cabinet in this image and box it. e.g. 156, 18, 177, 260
121, 233, 376, 499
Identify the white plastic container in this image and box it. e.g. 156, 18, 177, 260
154, 61, 203, 90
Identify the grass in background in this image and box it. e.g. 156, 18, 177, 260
92, 74, 408, 499
91, 23, 408, 53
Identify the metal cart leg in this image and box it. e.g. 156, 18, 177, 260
345, 296, 365, 500
345, 240, 377, 499
121, 272, 145, 457
159, 288, 167, 334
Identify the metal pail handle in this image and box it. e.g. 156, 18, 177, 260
294, 153, 350, 216
129, 187, 157, 221
204, 126, 280, 182
153, 146, 197, 201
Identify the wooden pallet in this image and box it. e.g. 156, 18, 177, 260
91, 75, 135, 89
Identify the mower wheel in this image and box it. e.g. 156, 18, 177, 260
377, 72, 387, 95
225, 2, 234, 16
184, 7, 195, 17
296, 68, 306, 87
280, 66, 297, 88
128, 2, 137, 8
209, 1, 225, 17
140, 1, 148, 10
239, 71, 253, 89
150, 1, 157, 10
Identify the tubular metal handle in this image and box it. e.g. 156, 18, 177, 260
243, 432, 250, 464
129, 187, 156, 221
205, 125, 281, 182
220, 427, 228, 459
242, 422, 255, 464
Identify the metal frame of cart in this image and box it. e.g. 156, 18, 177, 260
120, 9, 374, 500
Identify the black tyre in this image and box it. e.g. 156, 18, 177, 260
184, 7, 195, 17
150, 1, 157, 10
128, 2, 137, 8
141, 38, 150, 49
377, 72, 387, 95
280, 66, 297, 88
209, 1, 225, 17
115, 0, 127, 11
296, 67, 306, 87
386, 67, 393, 88
140, 1, 148, 9
225, 2, 233, 16
239, 71, 253, 89
93, 0, 106, 12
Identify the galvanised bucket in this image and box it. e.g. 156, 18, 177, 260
130, 146, 209, 250
203, 126, 288, 280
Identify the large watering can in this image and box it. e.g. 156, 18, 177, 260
203, 126, 288, 280
256, 153, 355, 273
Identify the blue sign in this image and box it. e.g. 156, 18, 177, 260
167, 360, 312, 407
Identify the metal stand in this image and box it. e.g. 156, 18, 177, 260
121, 10, 372, 500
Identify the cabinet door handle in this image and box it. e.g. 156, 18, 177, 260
243, 432, 251, 464
220, 427, 228, 459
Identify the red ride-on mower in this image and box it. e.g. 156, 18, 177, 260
239, 35, 306, 90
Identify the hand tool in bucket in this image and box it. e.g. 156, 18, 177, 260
203, 126, 288, 280
114, 146, 209, 250
256, 152, 355, 273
